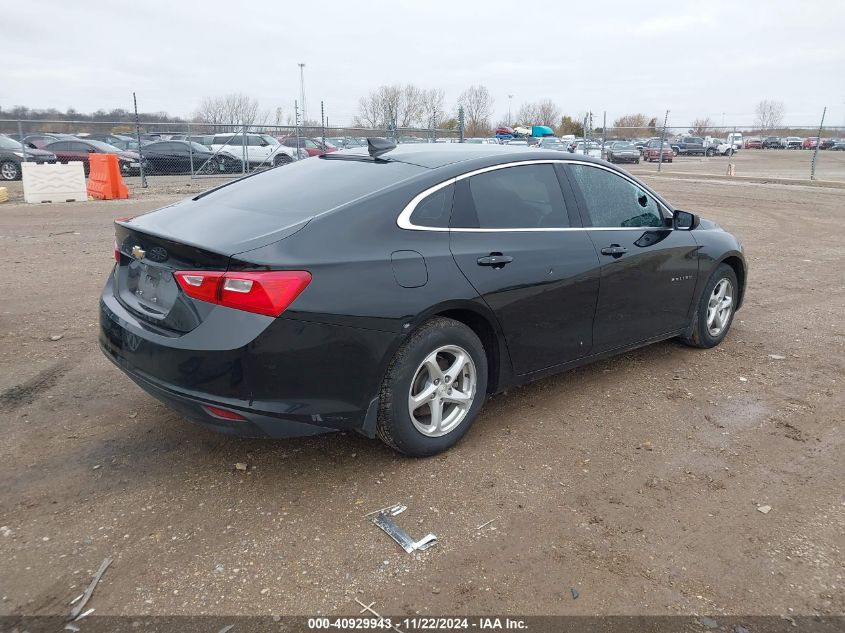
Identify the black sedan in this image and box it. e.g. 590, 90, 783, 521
606, 142, 641, 164
140, 140, 244, 174
0, 134, 58, 180
100, 141, 746, 456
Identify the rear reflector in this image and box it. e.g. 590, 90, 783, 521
114, 240, 120, 263
173, 270, 311, 317
203, 405, 247, 421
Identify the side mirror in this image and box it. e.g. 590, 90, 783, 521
259, 141, 269, 146
673, 209, 699, 230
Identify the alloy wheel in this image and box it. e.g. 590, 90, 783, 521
1, 161, 19, 180
706, 278, 734, 337
408, 345, 477, 437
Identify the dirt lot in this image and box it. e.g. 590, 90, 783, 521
0, 172, 842, 619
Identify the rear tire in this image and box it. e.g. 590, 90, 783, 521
377, 317, 488, 457
274, 154, 293, 167
0, 160, 20, 181
679, 263, 739, 349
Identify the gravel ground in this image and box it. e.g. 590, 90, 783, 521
0, 173, 842, 619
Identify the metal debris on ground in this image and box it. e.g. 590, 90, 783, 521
768, 354, 786, 360
217, 625, 235, 633
68, 557, 112, 621
368, 503, 437, 554
757, 505, 772, 514
571, 588, 579, 599
475, 518, 496, 530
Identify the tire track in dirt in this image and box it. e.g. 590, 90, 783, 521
0, 362, 70, 413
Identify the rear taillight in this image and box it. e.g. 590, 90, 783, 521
114, 240, 120, 263
173, 270, 311, 317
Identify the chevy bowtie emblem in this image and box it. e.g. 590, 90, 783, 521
131, 245, 146, 259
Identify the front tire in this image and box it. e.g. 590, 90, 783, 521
274, 154, 293, 167
679, 263, 739, 348
377, 317, 488, 456
0, 160, 20, 181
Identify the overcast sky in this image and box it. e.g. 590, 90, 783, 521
3, 0, 844, 128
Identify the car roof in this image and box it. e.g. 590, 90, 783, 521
334, 143, 612, 170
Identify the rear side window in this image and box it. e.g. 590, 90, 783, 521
409, 184, 454, 228
457, 164, 570, 229
568, 164, 663, 228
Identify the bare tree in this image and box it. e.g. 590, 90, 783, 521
612, 113, 652, 137
457, 85, 494, 137
420, 88, 446, 128
754, 99, 785, 131
355, 84, 427, 129
194, 93, 268, 131
535, 100, 561, 127
515, 102, 539, 127
690, 116, 714, 136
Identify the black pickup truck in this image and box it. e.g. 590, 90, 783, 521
670, 136, 707, 156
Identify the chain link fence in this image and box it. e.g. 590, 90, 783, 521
2, 118, 844, 188
0, 119, 463, 188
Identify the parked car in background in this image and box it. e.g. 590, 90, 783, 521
43, 139, 144, 176
505, 139, 529, 146
705, 139, 736, 156
536, 137, 569, 151
762, 136, 785, 149
569, 141, 602, 157
785, 137, 802, 149
277, 136, 333, 157
670, 137, 707, 156
211, 133, 300, 166
726, 132, 743, 149
605, 141, 641, 164
0, 135, 58, 180
100, 142, 746, 456
820, 138, 838, 150
829, 140, 845, 151
19, 133, 62, 148
643, 140, 674, 162
81, 133, 141, 152
802, 137, 819, 150
744, 138, 763, 149
465, 137, 501, 145
141, 140, 243, 175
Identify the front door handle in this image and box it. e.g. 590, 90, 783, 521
600, 244, 627, 257
477, 253, 513, 267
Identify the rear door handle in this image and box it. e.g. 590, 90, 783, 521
477, 253, 513, 267
600, 245, 627, 257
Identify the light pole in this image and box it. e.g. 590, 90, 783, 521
298, 63, 307, 124
508, 94, 513, 126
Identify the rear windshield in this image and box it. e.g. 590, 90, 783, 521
201, 155, 426, 218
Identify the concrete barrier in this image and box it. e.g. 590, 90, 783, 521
22, 162, 87, 203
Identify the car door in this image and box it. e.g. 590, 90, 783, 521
448, 163, 601, 375
563, 163, 699, 352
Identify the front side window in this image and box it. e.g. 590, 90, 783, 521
456, 164, 570, 229
568, 165, 664, 228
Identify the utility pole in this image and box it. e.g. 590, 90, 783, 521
133, 91, 147, 188
458, 106, 465, 143
657, 109, 669, 173
298, 63, 307, 124
294, 100, 301, 160
810, 106, 826, 180
508, 94, 513, 126
320, 101, 326, 152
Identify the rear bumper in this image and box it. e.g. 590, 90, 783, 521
99, 274, 398, 439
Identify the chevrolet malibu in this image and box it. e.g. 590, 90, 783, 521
100, 141, 746, 456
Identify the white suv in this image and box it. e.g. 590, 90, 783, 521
210, 133, 301, 167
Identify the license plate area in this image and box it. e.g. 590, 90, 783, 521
123, 260, 177, 317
